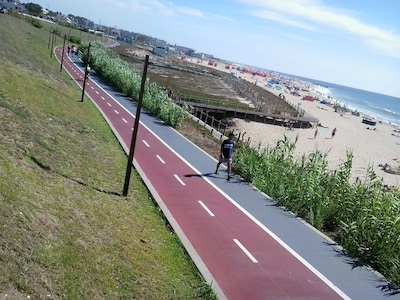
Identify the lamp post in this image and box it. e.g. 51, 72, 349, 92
122, 55, 150, 196
60, 34, 66, 72
80, 42, 91, 102
50, 29, 56, 57
47, 28, 52, 49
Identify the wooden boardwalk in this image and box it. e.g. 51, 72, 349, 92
173, 99, 319, 129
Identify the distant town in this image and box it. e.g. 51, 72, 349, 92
1, 0, 217, 61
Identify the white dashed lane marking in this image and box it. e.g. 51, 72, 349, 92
198, 201, 215, 217
156, 155, 165, 164
233, 239, 258, 263
174, 174, 186, 186
142, 140, 150, 147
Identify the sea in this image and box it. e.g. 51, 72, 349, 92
286, 74, 400, 128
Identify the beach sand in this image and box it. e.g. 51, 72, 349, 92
187, 58, 400, 187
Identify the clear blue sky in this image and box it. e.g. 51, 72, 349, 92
28, 0, 400, 98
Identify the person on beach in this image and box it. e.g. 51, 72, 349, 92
331, 127, 337, 138
314, 128, 318, 139
215, 132, 235, 180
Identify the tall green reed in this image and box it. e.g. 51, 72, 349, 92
79, 42, 186, 128
233, 135, 400, 287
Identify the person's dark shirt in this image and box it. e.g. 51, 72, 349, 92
221, 139, 234, 159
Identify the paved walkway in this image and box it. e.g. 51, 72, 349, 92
55, 47, 399, 300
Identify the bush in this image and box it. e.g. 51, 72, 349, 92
69, 35, 81, 44
233, 136, 400, 288
29, 17, 43, 29
78, 42, 186, 128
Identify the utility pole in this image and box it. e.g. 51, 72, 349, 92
80, 42, 91, 102
60, 34, 66, 72
122, 55, 150, 196
50, 29, 56, 57
47, 28, 52, 49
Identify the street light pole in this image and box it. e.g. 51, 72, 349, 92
50, 29, 56, 57
48, 28, 52, 49
60, 34, 66, 72
122, 55, 150, 197
80, 42, 91, 102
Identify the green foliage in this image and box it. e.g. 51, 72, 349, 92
233, 136, 400, 287
78, 42, 186, 128
28, 17, 43, 29
24, 3, 42, 15
338, 189, 400, 285
69, 35, 81, 44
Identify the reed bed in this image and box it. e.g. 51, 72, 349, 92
233, 136, 400, 287
79, 42, 186, 128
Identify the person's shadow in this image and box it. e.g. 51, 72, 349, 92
184, 173, 243, 183
184, 173, 215, 178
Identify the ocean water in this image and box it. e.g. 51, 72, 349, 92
291, 76, 400, 128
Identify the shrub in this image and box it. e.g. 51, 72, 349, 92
69, 35, 81, 44
233, 135, 400, 287
78, 42, 186, 129
27, 17, 43, 29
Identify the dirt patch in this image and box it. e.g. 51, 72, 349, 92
114, 43, 242, 159
0, 286, 28, 300
178, 119, 222, 160
115, 44, 245, 101
113, 43, 297, 159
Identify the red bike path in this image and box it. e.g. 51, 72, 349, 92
54, 47, 397, 300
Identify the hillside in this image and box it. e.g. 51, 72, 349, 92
0, 13, 215, 299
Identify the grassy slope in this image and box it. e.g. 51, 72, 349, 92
0, 14, 214, 299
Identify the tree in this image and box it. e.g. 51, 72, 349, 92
24, 3, 42, 16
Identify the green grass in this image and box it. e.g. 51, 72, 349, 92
0, 14, 215, 299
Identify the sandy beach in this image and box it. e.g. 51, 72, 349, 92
187, 58, 400, 187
